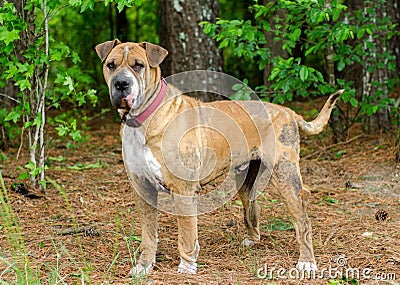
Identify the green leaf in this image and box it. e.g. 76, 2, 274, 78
117, 0, 136, 12
203, 23, 212, 35
0, 29, 20, 45
69, 130, 82, 141
63, 76, 74, 92
357, 28, 365, 39
388, 62, 396, 71
5, 110, 21, 123
324, 196, 339, 204
332, 8, 341, 21
80, 0, 95, 12
305, 46, 315, 57
218, 39, 229, 49
25, 160, 36, 171
282, 80, 291, 93
69, 0, 81, 6
5, 64, 18, 80
350, 98, 358, 107
56, 125, 68, 136
291, 28, 301, 41
337, 59, 346, 71
17, 172, 30, 180
269, 69, 280, 81
15, 79, 31, 91
299, 66, 308, 82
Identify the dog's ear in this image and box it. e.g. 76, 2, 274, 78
95, 39, 121, 63
140, 42, 168, 67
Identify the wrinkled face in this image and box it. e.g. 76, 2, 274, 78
103, 43, 148, 110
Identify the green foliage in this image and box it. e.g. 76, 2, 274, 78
0, 173, 38, 283
324, 196, 339, 205
202, 0, 399, 118
266, 217, 294, 231
0, 0, 138, 187
68, 0, 142, 12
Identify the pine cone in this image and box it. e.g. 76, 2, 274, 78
375, 209, 388, 221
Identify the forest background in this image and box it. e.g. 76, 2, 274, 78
0, 0, 399, 186
0, 1, 400, 284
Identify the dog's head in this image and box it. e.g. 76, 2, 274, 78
95, 40, 168, 111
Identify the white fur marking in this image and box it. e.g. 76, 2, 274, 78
129, 261, 154, 276
124, 46, 129, 61
177, 259, 197, 274
122, 125, 162, 180
177, 241, 199, 274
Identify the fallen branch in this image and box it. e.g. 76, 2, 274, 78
302, 134, 364, 160
56, 225, 100, 237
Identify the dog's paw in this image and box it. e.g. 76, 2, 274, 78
129, 262, 154, 276
177, 259, 197, 274
296, 261, 318, 272
241, 237, 256, 247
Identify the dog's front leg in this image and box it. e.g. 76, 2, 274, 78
130, 191, 158, 276
174, 192, 200, 274
177, 215, 199, 274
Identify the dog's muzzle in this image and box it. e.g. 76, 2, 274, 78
110, 74, 134, 108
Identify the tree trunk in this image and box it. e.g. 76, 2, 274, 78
326, 0, 347, 142
159, 0, 223, 101
388, 0, 400, 161
388, 4, 399, 165
116, 8, 130, 42
362, 0, 391, 133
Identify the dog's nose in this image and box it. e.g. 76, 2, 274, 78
115, 79, 130, 92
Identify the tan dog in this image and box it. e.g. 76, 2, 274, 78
95, 40, 343, 275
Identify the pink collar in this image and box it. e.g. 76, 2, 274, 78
125, 78, 167, 128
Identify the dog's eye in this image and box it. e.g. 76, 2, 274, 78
132, 63, 144, 72
106, 62, 115, 70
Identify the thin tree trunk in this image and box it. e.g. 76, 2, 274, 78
324, 0, 347, 142
362, 0, 391, 133
39, 0, 49, 187
116, 8, 129, 42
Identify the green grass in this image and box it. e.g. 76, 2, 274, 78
0, 173, 146, 284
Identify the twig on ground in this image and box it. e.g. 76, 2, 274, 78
56, 225, 100, 237
302, 134, 364, 160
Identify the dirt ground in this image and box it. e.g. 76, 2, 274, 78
0, 109, 399, 285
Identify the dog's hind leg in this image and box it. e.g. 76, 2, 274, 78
272, 155, 317, 271
237, 160, 261, 247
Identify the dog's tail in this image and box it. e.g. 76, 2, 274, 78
295, 89, 344, 135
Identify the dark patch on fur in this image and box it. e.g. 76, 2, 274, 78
274, 157, 302, 195
278, 122, 299, 153
139, 177, 159, 206
278, 124, 297, 146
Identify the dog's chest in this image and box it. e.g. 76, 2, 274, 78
121, 124, 162, 180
